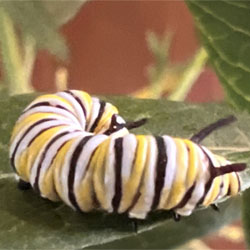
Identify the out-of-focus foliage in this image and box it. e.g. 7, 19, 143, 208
133, 32, 208, 100
0, 0, 87, 95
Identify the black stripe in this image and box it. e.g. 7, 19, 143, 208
27, 124, 67, 147
27, 102, 50, 110
127, 164, 147, 213
227, 173, 240, 196
10, 118, 55, 171
112, 137, 123, 212
172, 183, 196, 210
236, 173, 241, 193
33, 131, 71, 193
25, 101, 75, 117
151, 136, 168, 210
104, 115, 118, 135
196, 146, 244, 206
68, 136, 92, 211
64, 90, 87, 119
197, 147, 214, 206
89, 101, 106, 132
197, 178, 213, 206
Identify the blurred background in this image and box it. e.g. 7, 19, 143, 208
0, 1, 245, 249
30, 1, 222, 102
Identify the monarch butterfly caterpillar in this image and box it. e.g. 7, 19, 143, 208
9, 90, 246, 220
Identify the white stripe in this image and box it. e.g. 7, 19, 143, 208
129, 136, 157, 219
74, 135, 108, 206
57, 91, 86, 129
60, 136, 86, 207
162, 136, 176, 190
10, 119, 75, 156
19, 106, 81, 127
13, 120, 73, 169
29, 129, 84, 187
176, 145, 210, 216
104, 138, 116, 212
37, 131, 85, 193
71, 90, 91, 121
121, 134, 137, 181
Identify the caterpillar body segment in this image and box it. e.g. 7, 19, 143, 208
9, 90, 246, 220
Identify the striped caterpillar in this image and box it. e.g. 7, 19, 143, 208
9, 90, 246, 220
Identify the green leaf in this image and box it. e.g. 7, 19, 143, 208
43, 0, 87, 27
186, 0, 250, 112
242, 188, 250, 248
1, 94, 250, 249
0, 1, 68, 60
0, 8, 34, 95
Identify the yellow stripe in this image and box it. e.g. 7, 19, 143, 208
34, 94, 75, 112
118, 135, 148, 213
16, 126, 66, 181
184, 139, 199, 188
76, 142, 105, 212
78, 91, 93, 120
41, 134, 83, 202
229, 173, 239, 196
164, 138, 189, 209
220, 173, 230, 198
128, 136, 154, 217
40, 164, 60, 201
203, 176, 222, 206
11, 113, 64, 142
93, 139, 110, 210
52, 138, 75, 202
95, 105, 118, 133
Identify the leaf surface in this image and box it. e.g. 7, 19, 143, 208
186, 0, 250, 112
1, 94, 250, 249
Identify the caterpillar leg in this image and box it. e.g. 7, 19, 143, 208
210, 204, 220, 212
190, 115, 236, 143
131, 219, 139, 234
17, 179, 31, 190
172, 211, 181, 222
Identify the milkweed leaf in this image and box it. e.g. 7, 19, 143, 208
0, 94, 250, 249
43, 0, 87, 27
186, 0, 250, 112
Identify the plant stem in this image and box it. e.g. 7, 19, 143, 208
23, 34, 36, 89
0, 8, 34, 95
168, 47, 208, 101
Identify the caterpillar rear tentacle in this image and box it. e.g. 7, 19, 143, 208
9, 90, 246, 220
190, 115, 236, 144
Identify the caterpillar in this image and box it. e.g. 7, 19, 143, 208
9, 90, 246, 220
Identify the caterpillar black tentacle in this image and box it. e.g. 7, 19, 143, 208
9, 90, 246, 220
190, 115, 236, 144
124, 118, 148, 130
